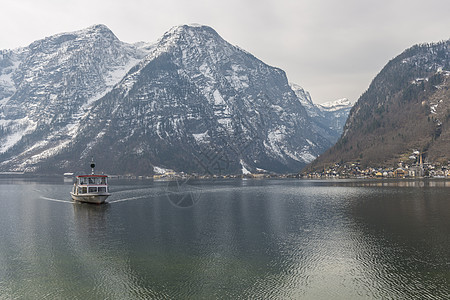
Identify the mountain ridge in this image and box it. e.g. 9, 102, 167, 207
305, 39, 450, 172
0, 24, 151, 171
291, 83, 352, 145
0, 24, 347, 175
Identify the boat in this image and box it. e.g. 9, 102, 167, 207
70, 160, 111, 204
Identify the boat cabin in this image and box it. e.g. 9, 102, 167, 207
74, 175, 109, 194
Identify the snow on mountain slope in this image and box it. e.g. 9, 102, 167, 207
0, 25, 151, 171
1, 24, 334, 174
318, 98, 352, 111
290, 83, 353, 145
40, 25, 331, 174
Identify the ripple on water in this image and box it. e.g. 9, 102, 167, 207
1, 179, 450, 299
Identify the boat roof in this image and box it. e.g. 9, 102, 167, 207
76, 174, 108, 178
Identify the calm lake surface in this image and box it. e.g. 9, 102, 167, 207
0, 177, 449, 299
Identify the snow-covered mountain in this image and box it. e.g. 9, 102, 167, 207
317, 98, 353, 136
318, 98, 352, 111
290, 83, 352, 144
0, 25, 150, 171
0, 24, 335, 175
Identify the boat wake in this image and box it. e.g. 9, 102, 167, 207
38, 194, 153, 205
39, 196, 73, 204
108, 195, 149, 204
39, 195, 153, 205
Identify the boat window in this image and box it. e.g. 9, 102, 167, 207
98, 187, 106, 193
88, 187, 97, 193
78, 187, 87, 194
88, 177, 94, 184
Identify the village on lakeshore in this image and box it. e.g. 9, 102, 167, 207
2, 151, 448, 180
148, 163, 450, 180
116, 150, 450, 180
303, 150, 450, 179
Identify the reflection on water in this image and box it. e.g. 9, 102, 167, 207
0, 178, 449, 299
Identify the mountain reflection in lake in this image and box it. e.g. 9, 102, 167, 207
0, 178, 449, 299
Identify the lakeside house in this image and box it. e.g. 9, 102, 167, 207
394, 168, 407, 178
303, 151, 449, 179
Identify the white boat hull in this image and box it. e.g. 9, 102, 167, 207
70, 192, 110, 204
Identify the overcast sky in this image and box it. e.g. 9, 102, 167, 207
1, 0, 449, 104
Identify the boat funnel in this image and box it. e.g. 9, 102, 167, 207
90, 158, 96, 175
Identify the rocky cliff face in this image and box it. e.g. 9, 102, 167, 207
317, 98, 353, 136
306, 40, 450, 171
0, 24, 337, 175
291, 82, 352, 145
0, 25, 149, 172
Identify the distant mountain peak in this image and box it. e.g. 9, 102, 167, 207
155, 23, 226, 53
77, 24, 118, 40
86, 23, 111, 32
290, 83, 313, 103
168, 23, 219, 35
27, 24, 119, 51
290, 83, 353, 145
318, 98, 352, 111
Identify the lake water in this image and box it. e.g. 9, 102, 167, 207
0, 177, 449, 299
